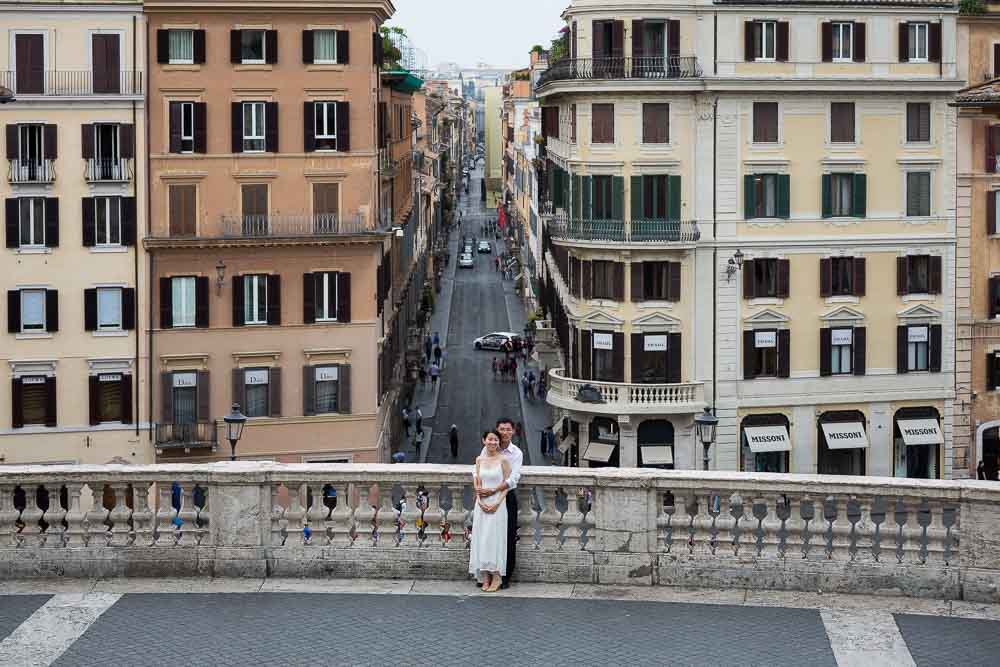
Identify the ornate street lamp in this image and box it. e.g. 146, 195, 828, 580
223, 403, 247, 461
694, 407, 719, 471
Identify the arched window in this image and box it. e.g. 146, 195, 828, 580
638, 419, 674, 469
893, 406, 941, 479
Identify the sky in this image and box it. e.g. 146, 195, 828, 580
389, 0, 568, 70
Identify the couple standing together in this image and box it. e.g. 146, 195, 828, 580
468, 417, 522, 592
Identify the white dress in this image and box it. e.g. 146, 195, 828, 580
468, 459, 508, 582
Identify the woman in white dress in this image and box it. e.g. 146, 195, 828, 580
469, 430, 511, 592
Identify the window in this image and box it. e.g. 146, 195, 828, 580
830, 174, 854, 217
171, 276, 196, 327
898, 254, 943, 296
94, 197, 121, 246
314, 102, 337, 151
244, 368, 269, 417
830, 103, 855, 143
244, 274, 268, 324
313, 182, 340, 231
168, 184, 197, 236
592, 103, 614, 144
831, 23, 852, 61
750, 174, 778, 218
592, 175, 614, 219
906, 172, 931, 217
642, 262, 673, 301
242, 102, 265, 152
754, 21, 776, 60
907, 326, 929, 371
16, 124, 43, 167
830, 328, 853, 375
315, 271, 340, 321
908, 23, 928, 62
241, 30, 265, 63
315, 366, 339, 413
20, 289, 45, 332
20, 376, 48, 426
314, 30, 338, 63
169, 29, 194, 64
830, 257, 854, 296
753, 102, 778, 143
592, 260, 617, 300
906, 103, 930, 143
752, 259, 779, 298
592, 332, 617, 381
96, 374, 124, 422
97, 287, 122, 331
172, 372, 197, 425
642, 103, 669, 144
180, 102, 194, 152
18, 198, 45, 247
752, 330, 778, 377
241, 183, 268, 234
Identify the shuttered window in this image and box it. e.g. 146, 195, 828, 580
753, 102, 778, 143
906, 172, 931, 217
898, 255, 941, 295
642, 103, 669, 144
168, 184, 196, 237
906, 103, 931, 143
313, 182, 339, 230
21, 378, 48, 426
754, 21, 776, 60
242, 102, 266, 152
830, 103, 855, 143
592, 103, 614, 144
640, 261, 681, 301
239, 30, 266, 63
591, 261, 619, 300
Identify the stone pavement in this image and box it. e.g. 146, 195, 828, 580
1, 579, 998, 666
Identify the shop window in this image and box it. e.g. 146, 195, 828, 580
740, 414, 790, 473
893, 407, 941, 479
817, 411, 867, 475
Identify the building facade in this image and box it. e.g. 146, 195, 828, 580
1, 0, 149, 464
538, 0, 959, 477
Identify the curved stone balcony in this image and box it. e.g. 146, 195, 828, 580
0, 463, 997, 602
546, 368, 706, 416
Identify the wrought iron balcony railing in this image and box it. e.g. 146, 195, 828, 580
7, 159, 55, 184
547, 216, 701, 244
221, 213, 375, 239
154, 422, 218, 450
0, 70, 144, 96
537, 56, 702, 87
84, 158, 132, 183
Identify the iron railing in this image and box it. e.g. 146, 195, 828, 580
0, 70, 144, 96
154, 422, 218, 449
537, 56, 702, 87
7, 159, 55, 184
84, 158, 132, 183
547, 216, 701, 244
220, 213, 376, 239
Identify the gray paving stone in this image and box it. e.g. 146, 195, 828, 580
894, 613, 1000, 667
53, 593, 836, 667
0, 595, 50, 642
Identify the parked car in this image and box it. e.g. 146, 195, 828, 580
473, 332, 522, 351
477, 241, 492, 254
458, 253, 474, 268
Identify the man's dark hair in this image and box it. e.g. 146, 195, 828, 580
496, 417, 515, 429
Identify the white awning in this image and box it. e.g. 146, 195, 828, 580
640, 446, 673, 465
743, 425, 791, 453
897, 418, 943, 446
821, 422, 869, 450
583, 442, 616, 463
558, 434, 576, 454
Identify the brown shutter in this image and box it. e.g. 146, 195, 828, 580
744, 22, 755, 62
231, 369, 245, 415
44, 197, 59, 248
991, 276, 1000, 319
121, 197, 136, 246
337, 365, 351, 414
929, 255, 942, 294
5, 125, 17, 160
265, 30, 278, 64
266, 274, 281, 325
302, 30, 314, 64
928, 23, 941, 63
668, 261, 681, 302
853, 327, 866, 376
89, 376, 101, 425
43, 125, 57, 160
988, 124, 996, 173
580, 330, 592, 380
611, 332, 625, 382
7, 290, 19, 333
197, 371, 211, 421
852, 257, 866, 296
81, 198, 95, 247
611, 21, 624, 57
897, 326, 908, 373
269, 367, 282, 417
230, 30, 241, 63
854, 23, 866, 63
193, 30, 206, 64
81, 124, 94, 159
569, 257, 579, 298
776, 259, 790, 298
820, 258, 832, 297
122, 287, 136, 330
929, 324, 942, 372
157, 30, 170, 63
777, 330, 791, 378
11, 378, 23, 429
989, 355, 998, 391
337, 272, 351, 322
303, 366, 315, 416
582, 260, 592, 300
897, 256, 908, 295
303, 273, 315, 324
4, 199, 15, 249
631, 333, 643, 382
668, 332, 682, 384
821, 23, 832, 62
45, 376, 57, 427
898, 23, 909, 63
160, 372, 173, 423
265, 102, 279, 153
84, 288, 97, 331
819, 328, 832, 377
989, 191, 997, 235
169, 102, 182, 153
159, 278, 172, 328
743, 330, 756, 379
120, 374, 133, 425
119, 124, 134, 159
630, 262, 643, 301
632, 20, 644, 59
743, 259, 755, 299
336, 101, 350, 151
232, 275, 245, 326
776, 22, 789, 62
995, 44, 1000, 77
231, 103, 243, 153
45, 290, 58, 332
613, 262, 624, 301
195, 276, 209, 328
336, 29, 350, 65
193, 103, 207, 153
303, 102, 315, 152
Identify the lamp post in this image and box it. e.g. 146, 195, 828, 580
222, 403, 247, 462
694, 407, 719, 471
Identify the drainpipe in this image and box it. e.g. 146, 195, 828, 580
131, 13, 140, 439
712, 97, 718, 414
143, 14, 153, 443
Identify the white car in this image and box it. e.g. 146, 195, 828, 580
477, 241, 492, 254
458, 253, 474, 268
473, 331, 522, 351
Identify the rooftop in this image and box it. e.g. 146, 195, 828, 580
953, 77, 1000, 105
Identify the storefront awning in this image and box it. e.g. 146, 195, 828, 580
743, 425, 791, 453
640, 446, 673, 465
558, 434, 576, 454
583, 442, 616, 463
821, 422, 869, 450
898, 418, 943, 446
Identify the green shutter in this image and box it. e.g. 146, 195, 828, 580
668, 175, 681, 220
821, 174, 832, 218
573, 174, 582, 219
563, 169, 571, 211
630, 175, 643, 221
612, 176, 625, 220
777, 174, 790, 219
744, 174, 755, 219
547, 166, 555, 205
582, 176, 592, 220
853, 173, 867, 218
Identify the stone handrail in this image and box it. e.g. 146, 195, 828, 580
0, 463, 998, 602
547, 368, 706, 413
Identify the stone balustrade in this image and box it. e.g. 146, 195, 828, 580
547, 368, 706, 415
1, 463, 998, 602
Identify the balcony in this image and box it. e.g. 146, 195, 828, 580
7, 159, 55, 184
84, 158, 133, 183
547, 368, 705, 416
537, 56, 702, 88
0, 70, 143, 96
221, 213, 375, 239
547, 216, 700, 245
154, 422, 218, 453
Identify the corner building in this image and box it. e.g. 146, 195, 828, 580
539, 0, 958, 477
145, 0, 399, 463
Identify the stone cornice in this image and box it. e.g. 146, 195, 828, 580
143, 0, 394, 21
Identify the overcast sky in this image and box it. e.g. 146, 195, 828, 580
390, 0, 568, 69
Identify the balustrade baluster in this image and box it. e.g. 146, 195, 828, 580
86, 483, 111, 547
517, 487, 537, 550
0, 485, 19, 547
42, 484, 67, 548
398, 485, 422, 546
761, 493, 783, 558
193, 486, 210, 546
538, 487, 561, 550
130, 483, 153, 547
560, 487, 584, 550
924, 499, 950, 564
175, 483, 198, 547
779, 495, 800, 559
656, 492, 673, 552
329, 484, 355, 547
375, 486, 398, 546
692, 492, 715, 554
444, 484, 467, 549
799, 496, 817, 559
730, 494, 749, 557
63, 483, 87, 547
154, 483, 175, 546
422, 485, 445, 548
108, 483, 132, 547
285, 483, 307, 546
751, 496, 768, 558
18, 484, 44, 548
829, 496, 852, 560
847, 497, 869, 562
305, 484, 328, 546
897, 496, 922, 563
941, 503, 959, 565
353, 485, 377, 547
916, 498, 932, 564
713, 495, 736, 555
270, 484, 287, 547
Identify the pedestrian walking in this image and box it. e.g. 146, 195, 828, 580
414, 429, 424, 454
424, 335, 432, 362
402, 407, 412, 438
449, 424, 459, 459
433, 345, 443, 366
495, 256, 500, 272
418, 364, 428, 386
492, 357, 498, 378
521, 372, 531, 399
430, 362, 440, 383
510, 357, 517, 380
433, 331, 441, 348
415, 407, 424, 434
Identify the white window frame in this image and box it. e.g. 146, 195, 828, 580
755, 21, 776, 62
314, 365, 340, 414
18, 197, 45, 248
244, 368, 270, 417
97, 286, 123, 331
314, 101, 337, 151
244, 274, 268, 325
830, 328, 853, 375
240, 29, 266, 65
171, 276, 196, 328
243, 101, 266, 152
168, 29, 194, 65
907, 326, 930, 372
831, 22, 853, 62
17, 124, 43, 164
313, 29, 339, 65
20, 289, 46, 332
95, 196, 122, 247
180, 101, 194, 153
830, 173, 854, 217
316, 271, 339, 322
909, 23, 929, 63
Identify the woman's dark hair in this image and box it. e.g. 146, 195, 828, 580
481, 429, 502, 443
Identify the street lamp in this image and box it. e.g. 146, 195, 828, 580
223, 403, 247, 461
694, 407, 719, 471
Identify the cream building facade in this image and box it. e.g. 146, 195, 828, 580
539, 0, 959, 478
0, 0, 149, 465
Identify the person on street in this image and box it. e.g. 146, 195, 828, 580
434, 345, 443, 366
424, 336, 433, 363
495, 256, 500, 272
418, 364, 428, 386
492, 357, 498, 378
521, 372, 531, 400
450, 424, 460, 459
430, 362, 441, 383
433, 332, 441, 348
402, 407, 412, 438
474, 418, 522, 590
415, 407, 424, 434
414, 429, 424, 454
509, 357, 517, 380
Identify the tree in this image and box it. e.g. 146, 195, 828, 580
380, 25, 406, 69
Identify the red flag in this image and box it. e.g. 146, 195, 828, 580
498, 208, 506, 229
